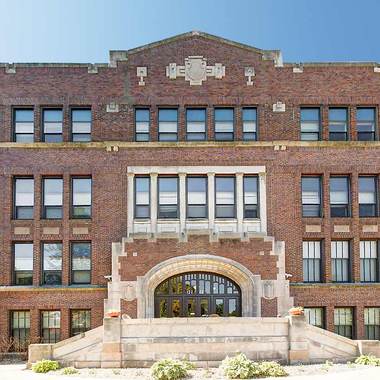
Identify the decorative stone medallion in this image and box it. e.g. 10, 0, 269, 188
262, 280, 275, 299
245, 67, 255, 86
166, 56, 225, 85
136, 66, 147, 86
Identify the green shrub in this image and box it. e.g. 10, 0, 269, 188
61, 367, 79, 375
151, 358, 193, 380
257, 361, 288, 377
32, 359, 60, 373
355, 354, 380, 366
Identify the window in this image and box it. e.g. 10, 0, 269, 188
71, 242, 91, 284
13, 243, 33, 285
242, 108, 257, 141
330, 176, 350, 217
42, 178, 63, 219
244, 176, 258, 218
214, 108, 234, 141
42, 243, 62, 285
71, 177, 92, 218
304, 307, 324, 329
302, 176, 322, 217
360, 241, 379, 282
71, 310, 91, 336
11, 311, 30, 349
42, 109, 63, 142
158, 177, 178, 218
135, 177, 150, 218
14, 177, 34, 219
71, 109, 91, 142
13, 109, 34, 142
357, 108, 376, 141
364, 308, 380, 340
334, 308, 353, 339
329, 108, 348, 141
359, 176, 377, 217
186, 108, 206, 141
300, 108, 320, 141
158, 109, 178, 141
331, 241, 350, 282
135, 108, 150, 141
187, 176, 207, 218
41, 310, 60, 343
215, 177, 235, 218
303, 241, 322, 282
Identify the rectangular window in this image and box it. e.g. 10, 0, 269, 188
71, 310, 91, 336
359, 176, 377, 217
334, 307, 353, 339
186, 108, 206, 141
357, 108, 376, 141
41, 310, 60, 343
158, 177, 178, 218
330, 176, 350, 217
187, 176, 207, 218
14, 177, 34, 219
242, 108, 257, 141
71, 242, 91, 284
331, 241, 350, 282
302, 176, 322, 217
71, 177, 92, 218
360, 241, 379, 282
71, 109, 91, 142
364, 307, 380, 340
135, 177, 150, 218
13, 243, 33, 285
301, 108, 320, 141
42, 243, 62, 285
11, 311, 30, 349
304, 307, 324, 329
244, 176, 258, 218
13, 109, 34, 142
329, 108, 348, 141
215, 177, 235, 218
158, 109, 178, 141
42, 178, 63, 219
214, 108, 234, 141
303, 241, 322, 282
135, 108, 150, 142
43, 109, 63, 142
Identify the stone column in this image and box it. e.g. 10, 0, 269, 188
127, 172, 134, 237
150, 173, 158, 234
179, 173, 186, 232
207, 172, 215, 231
236, 173, 244, 233
259, 172, 267, 234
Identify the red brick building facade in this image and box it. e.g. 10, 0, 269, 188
1, 31, 380, 347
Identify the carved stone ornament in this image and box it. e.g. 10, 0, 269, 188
166, 56, 225, 85
262, 280, 275, 300
137, 66, 147, 86
245, 67, 255, 86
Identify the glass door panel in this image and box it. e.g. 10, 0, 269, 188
171, 298, 182, 317
215, 298, 224, 316
200, 298, 209, 317
186, 298, 196, 317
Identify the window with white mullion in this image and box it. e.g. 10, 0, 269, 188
364, 307, 380, 340
186, 109, 206, 141
43, 109, 63, 142
13, 243, 33, 285
14, 177, 34, 219
243, 176, 258, 218
331, 240, 350, 282
302, 176, 322, 217
158, 109, 178, 141
303, 241, 322, 282
215, 177, 235, 218
357, 108, 376, 141
334, 307, 353, 339
13, 109, 34, 142
215, 108, 234, 141
330, 176, 350, 217
359, 176, 378, 217
304, 307, 324, 328
187, 176, 207, 218
360, 240, 379, 282
242, 108, 257, 141
135, 177, 150, 218
43, 178, 63, 219
71, 109, 91, 142
135, 108, 150, 141
158, 177, 179, 218
329, 108, 348, 141
301, 108, 320, 141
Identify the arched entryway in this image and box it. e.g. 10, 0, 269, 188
154, 272, 241, 317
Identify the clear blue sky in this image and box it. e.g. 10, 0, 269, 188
1, 0, 380, 63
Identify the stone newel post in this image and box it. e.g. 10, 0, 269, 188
287, 314, 310, 364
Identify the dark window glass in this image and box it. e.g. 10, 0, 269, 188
244, 176, 258, 218
331, 241, 350, 282
13, 243, 33, 285
187, 177, 207, 218
71, 242, 91, 284
135, 177, 150, 218
72, 109, 91, 142
215, 108, 234, 141
158, 109, 178, 141
13, 109, 34, 142
360, 241, 379, 282
357, 108, 376, 141
42, 243, 62, 285
305, 307, 324, 329
303, 241, 321, 282
186, 109, 206, 141
302, 176, 322, 217
14, 178, 34, 219
242, 108, 257, 141
158, 177, 178, 218
329, 108, 348, 141
41, 311, 60, 343
334, 308, 353, 339
301, 108, 320, 141
135, 109, 150, 141
215, 177, 235, 218
72, 177, 92, 218
364, 308, 380, 340
359, 176, 377, 217
43, 178, 63, 219
71, 310, 91, 336
11, 311, 30, 350
43, 109, 63, 142
330, 176, 350, 217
